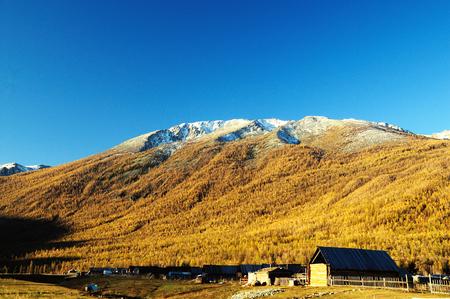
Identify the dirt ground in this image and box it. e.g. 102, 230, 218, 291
1, 276, 450, 299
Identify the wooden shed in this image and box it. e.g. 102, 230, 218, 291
248, 267, 292, 286
308, 246, 400, 286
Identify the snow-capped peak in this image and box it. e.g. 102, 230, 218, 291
1, 162, 28, 172
114, 118, 285, 152
429, 130, 450, 140
0, 163, 50, 176
113, 116, 414, 153
254, 119, 289, 131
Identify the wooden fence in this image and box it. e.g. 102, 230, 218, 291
427, 277, 450, 294
330, 275, 408, 290
329, 274, 450, 295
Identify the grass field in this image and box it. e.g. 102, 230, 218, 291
2, 276, 450, 299
60, 276, 240, 298
0, 278, 90, 298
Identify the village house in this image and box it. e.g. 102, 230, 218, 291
248, 267, 293, 286
308, 246, 401, 286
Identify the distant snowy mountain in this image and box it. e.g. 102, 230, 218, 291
113, 116, 413, 153
429, 130, 450, 140
0, 163, 50, 176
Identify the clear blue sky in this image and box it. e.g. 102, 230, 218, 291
1, 0, 450, 166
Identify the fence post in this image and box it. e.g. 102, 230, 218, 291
361, 277, 364, 287
383, 277, 386, 288
429, 274, 433, 293
405, 275, 409, 292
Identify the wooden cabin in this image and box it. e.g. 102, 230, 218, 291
248, 267, 292, 286
308, 246, 400, 286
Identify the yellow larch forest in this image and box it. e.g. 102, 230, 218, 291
0, 134, 449, 275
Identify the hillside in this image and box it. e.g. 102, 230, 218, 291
0, 117, 449, 274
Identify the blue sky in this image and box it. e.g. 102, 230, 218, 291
1, 0, 450, 166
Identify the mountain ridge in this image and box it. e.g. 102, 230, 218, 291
113, 116, 413, 154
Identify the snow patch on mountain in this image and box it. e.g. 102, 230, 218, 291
343, 128, 406, 152
276, 127, 301, 144
343, 118, 412, 134
217, 119, 288, 142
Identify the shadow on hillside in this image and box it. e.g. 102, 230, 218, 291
0, 216, 82, 272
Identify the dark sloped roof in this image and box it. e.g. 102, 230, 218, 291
255, 267, 293, 275
203, 265, 240, 275
239, 264, 271, 274
285, 264, 306, 273
310, 246, 399, 273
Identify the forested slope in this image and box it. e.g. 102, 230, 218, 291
0, 131, 449, 274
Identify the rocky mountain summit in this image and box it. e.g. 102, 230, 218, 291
113, 116, 413, 154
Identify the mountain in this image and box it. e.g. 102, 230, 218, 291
430, 130, 450, 140
113, 116, 412, 154
0, 116, 448, 275
0, 163, 50, 176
